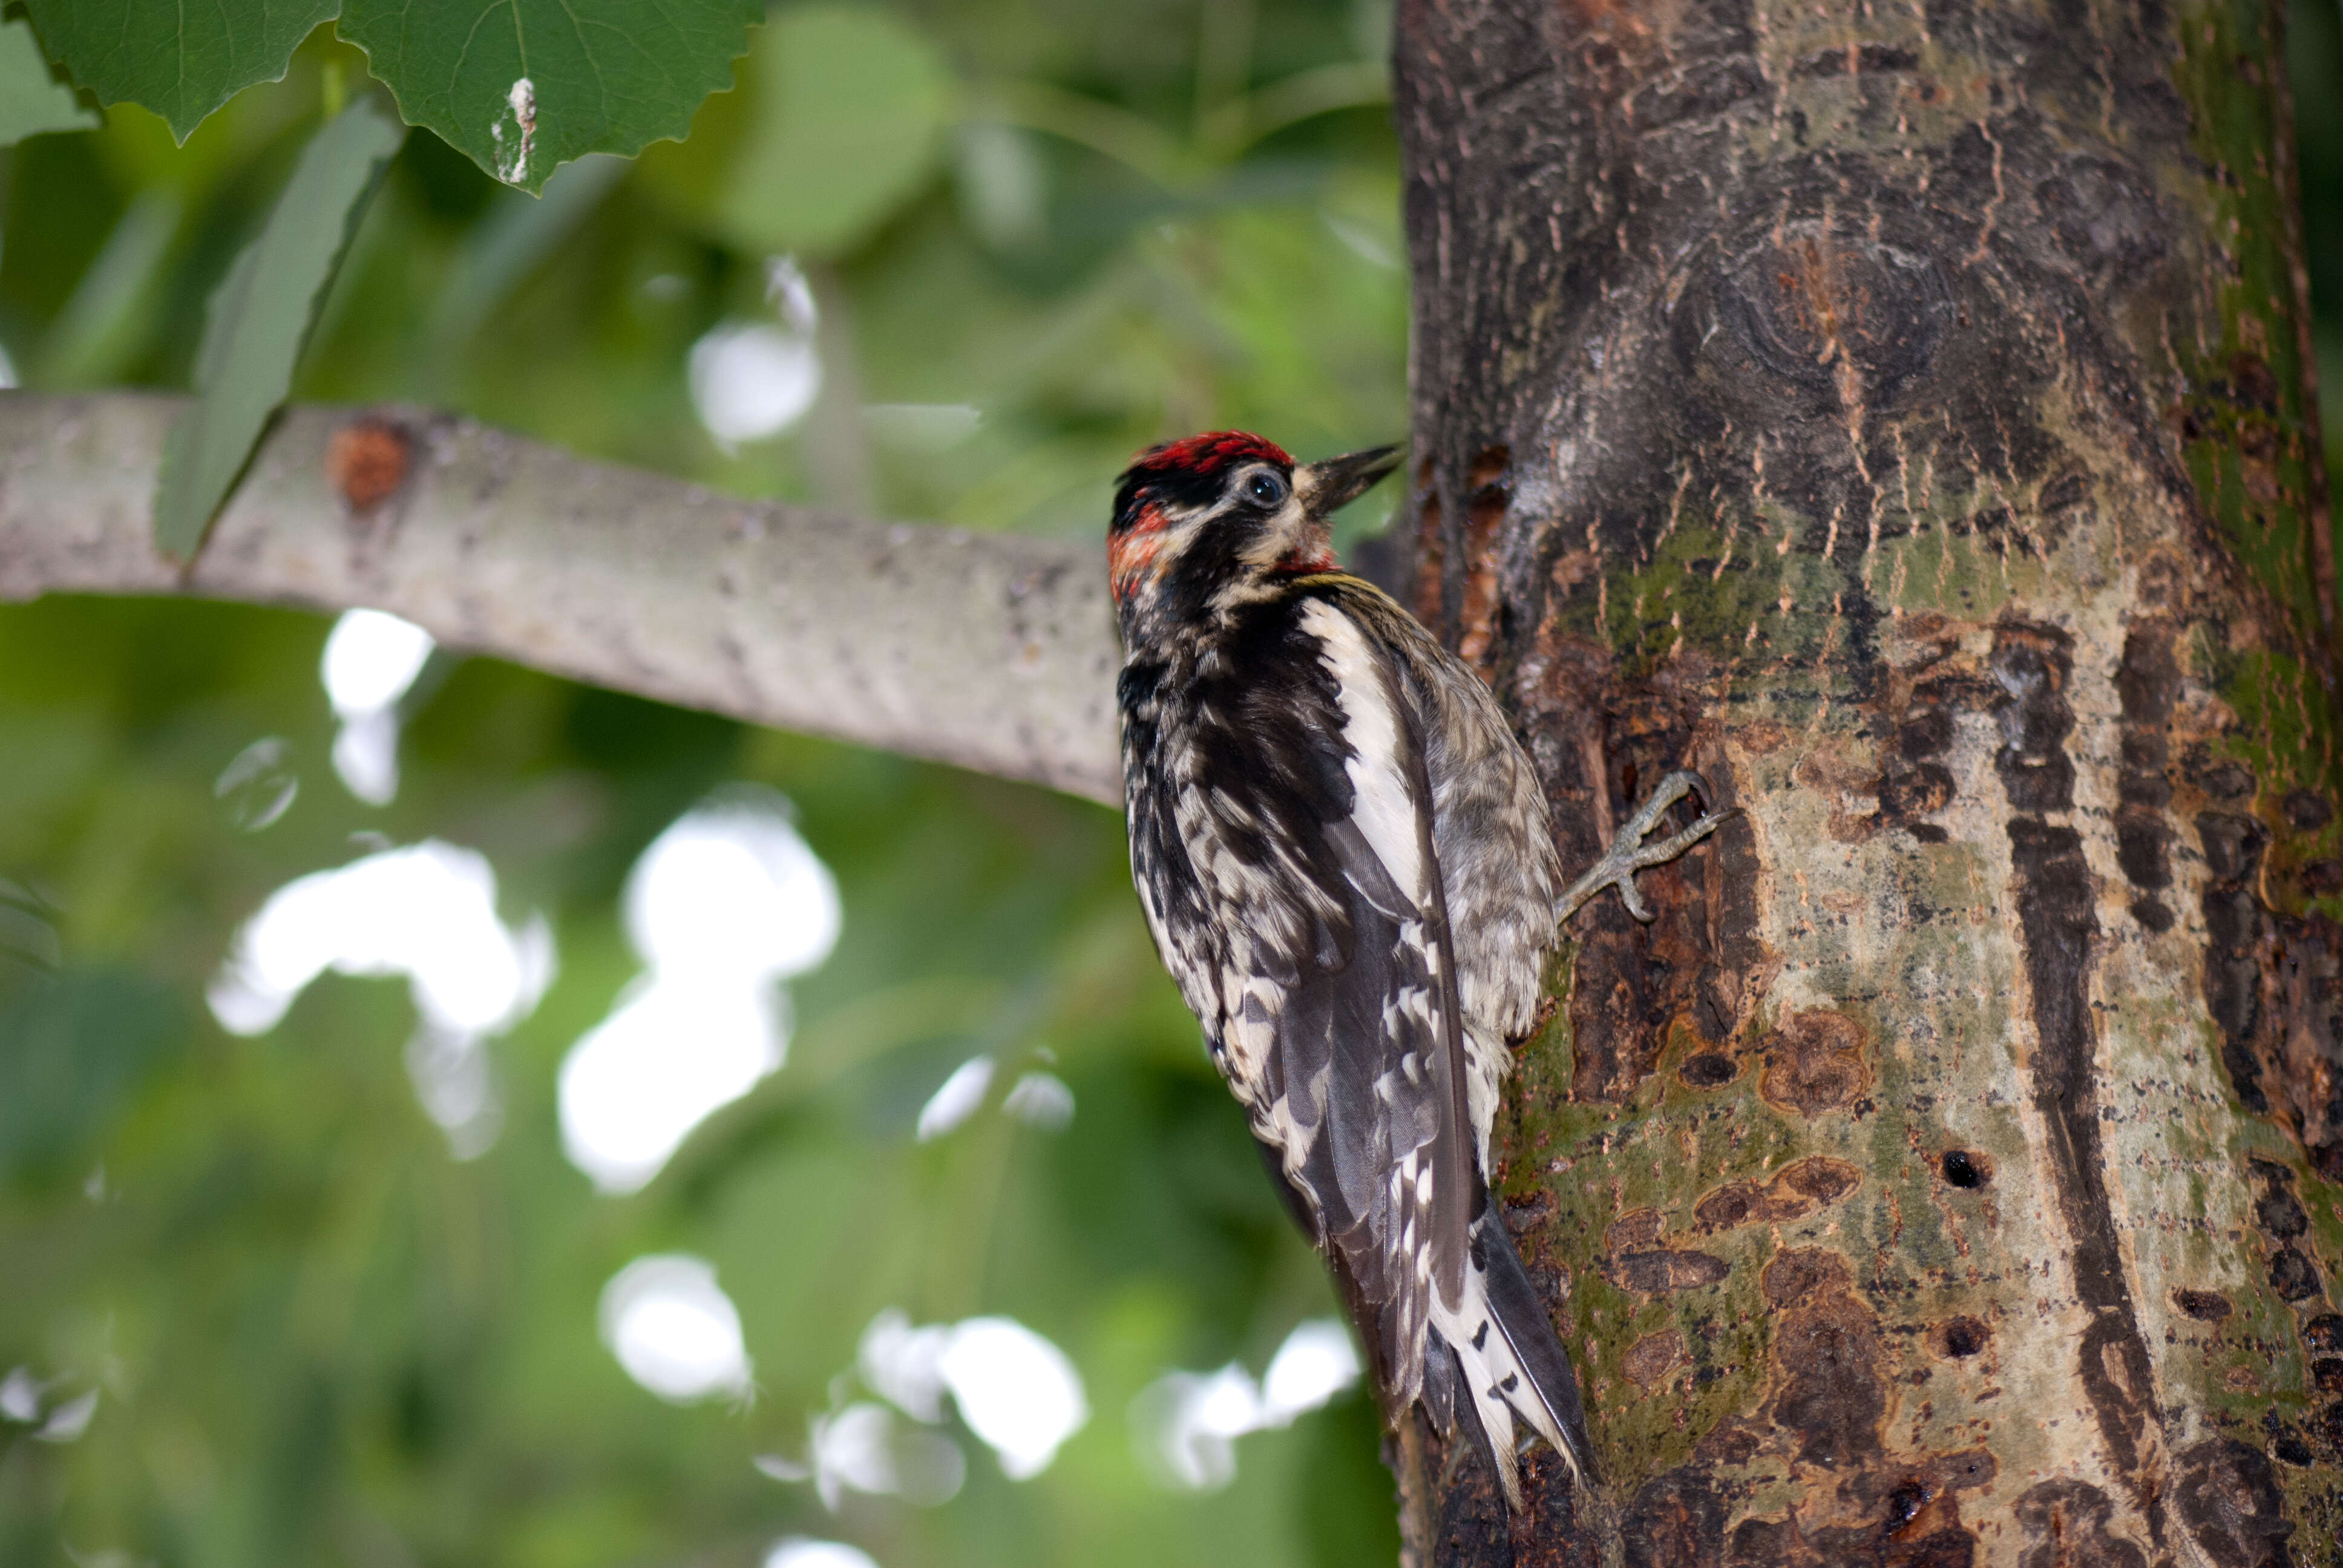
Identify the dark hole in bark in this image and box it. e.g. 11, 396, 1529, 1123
2172, 1289, 2233, 1321
1680, 1053, 1740, 1088
2302, 860, 2343, 895
2313, 1357, 2343, 1394
2271, 1433, 2313, 1467
2183, 745, 2258, 797
1883, 1480, 1930, 1533
2199, 761, 2258, 802
1936, 1317, 1988, 1357
1939, 1149, 1988, 1187
2305, 1313, 2343, 1353
2252, 1187, 2309, 1238
2284, 789, 2334, 831
1899, 709, 1954, 757
2269, 1248, 2323, 1302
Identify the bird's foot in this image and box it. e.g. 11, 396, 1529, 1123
1556, 770, 1735, 925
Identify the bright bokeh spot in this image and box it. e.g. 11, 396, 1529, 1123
208, 840, 552, 1157
320, 609, 435, 805
1001, 1070, 1074, 1131
690, 322, 819, 446
932, 1316, 1087, 1480
852, 1308, 1085, 1481
559, 792, 839, 1192
624, 800, 840, 979
765, 1400, 965, 1511
208, 841, 547, 1038
559, 980, 785, 1191
857, 1308, 949, 1422
1132, 1318, 1362, 1491
764, 1540, 878, 1568
599, 1255, 752, 1403
322, 609, 434, 715
914, 1056, 992, 1143
1261, 1318, 1362, 1417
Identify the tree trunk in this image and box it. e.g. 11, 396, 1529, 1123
1391, 0, 2343, 1563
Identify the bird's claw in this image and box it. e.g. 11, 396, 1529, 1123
1556, 770, 1737, 926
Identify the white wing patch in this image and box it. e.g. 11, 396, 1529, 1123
1299, 599, 1426, 901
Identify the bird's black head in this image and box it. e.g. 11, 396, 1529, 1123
1108, 431, 1400, 641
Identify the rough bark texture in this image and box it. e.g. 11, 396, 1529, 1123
1390, 0, 2343, 1562
0, 391, 1122, 802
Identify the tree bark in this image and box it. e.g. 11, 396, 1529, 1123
1392, 0, 2343, 1563
0, 391, 1122, 803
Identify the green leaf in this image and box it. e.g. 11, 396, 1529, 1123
152, 98, 405, 559
338, 0, 758, 195
716, 5, 952, 253
0, 15, 97, 146
17, 0, 335, 142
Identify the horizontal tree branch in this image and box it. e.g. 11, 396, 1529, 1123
0, 392, 1125, 804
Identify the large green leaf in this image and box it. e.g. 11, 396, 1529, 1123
0, 15, 97, 146
152, 98, 405, 558
17, 0, 335, 141
339, 0, 758, 195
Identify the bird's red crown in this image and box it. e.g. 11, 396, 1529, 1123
1121, 431, 1293, 486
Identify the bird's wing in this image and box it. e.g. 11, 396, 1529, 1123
1118, 593, 1476, 1403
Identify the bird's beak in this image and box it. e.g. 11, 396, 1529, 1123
1297, 445, 1403, 515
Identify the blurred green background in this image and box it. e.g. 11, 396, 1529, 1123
0, 2, 1414, 1565
5, 2, 2343, 1566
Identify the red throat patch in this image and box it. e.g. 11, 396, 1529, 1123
1273, 529, 1336, 575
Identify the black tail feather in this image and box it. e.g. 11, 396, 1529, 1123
1441, 1337, 1501, 1491
1474, 1208, 1599, 1485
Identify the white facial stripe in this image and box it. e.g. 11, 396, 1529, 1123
1236, 496, 1312, 569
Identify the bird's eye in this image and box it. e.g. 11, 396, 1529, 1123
1246, 471, 1288, 507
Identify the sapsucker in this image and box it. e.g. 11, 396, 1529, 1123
1110, 431, 1726, 1506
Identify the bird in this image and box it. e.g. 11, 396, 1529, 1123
1109, 430, 1728, 1508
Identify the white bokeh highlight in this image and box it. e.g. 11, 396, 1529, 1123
321, 609, 435, 805
1260, 1318, 1362, 1416
934, 1318, 1086, 1480
854, 1308, 1086, 1481
689, 256, 822, 450
764, 1541, 878, 1568
559, 792, 840, 1192
914, 1056, 994, 1143
757, 1401, 966, 1511
208, 840, 552, 1158
1001, 1070, 1074, 1132
1131, 1318, 1362, 1491
599, 1255, 752, 1404
0, 1368, 99, 1445
914, 1059, 1073, 1142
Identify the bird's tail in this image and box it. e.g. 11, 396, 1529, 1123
1425, 1203, 1598, 1509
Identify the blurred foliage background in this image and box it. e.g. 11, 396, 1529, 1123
6, 1, 2343, 1566
0, 2, 1417, 1565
